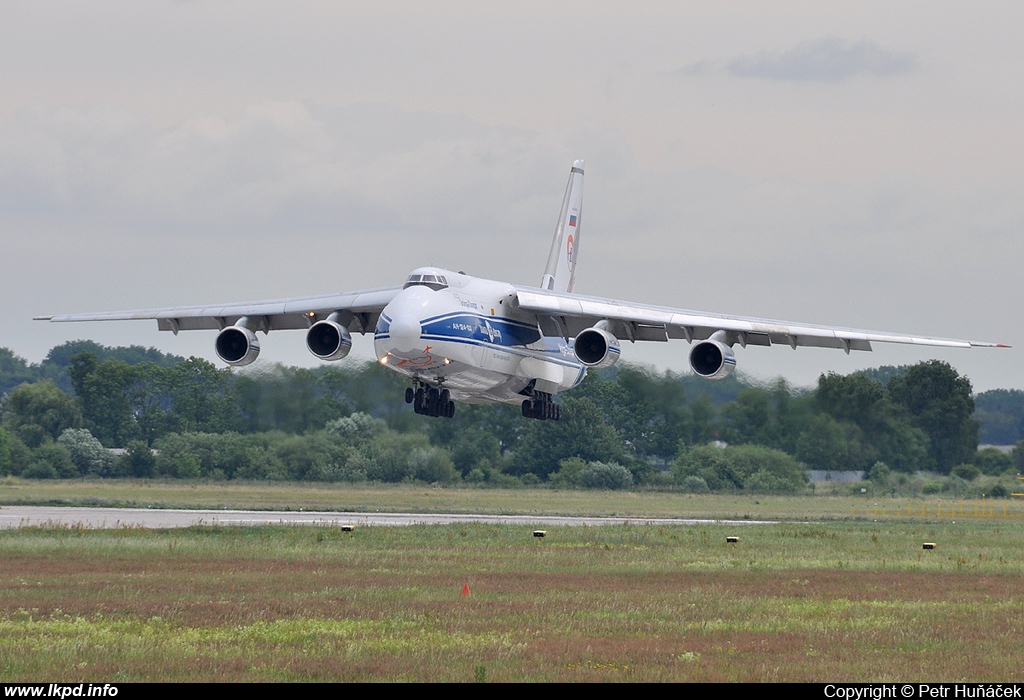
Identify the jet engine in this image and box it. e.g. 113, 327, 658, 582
215, 325, 260, 366
306, 319, 353, 361
689, 338, 736, 380
574, 327, 620, 369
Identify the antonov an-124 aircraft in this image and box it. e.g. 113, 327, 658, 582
39, 161, 1008, 420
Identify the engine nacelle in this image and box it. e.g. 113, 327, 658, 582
574, 327, 621, 369
689, 339, 736, 380
306, 320, 353, 361
215, 325, 260, 367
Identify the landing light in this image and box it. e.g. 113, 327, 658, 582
380, 354, 390, 365
443, 358, 451, 365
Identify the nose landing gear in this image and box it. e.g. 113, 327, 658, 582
406, 382, 455, 418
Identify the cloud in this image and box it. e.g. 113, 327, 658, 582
673, 61, 714, 78
0, 101, 564, 237
727, 38, 915, 82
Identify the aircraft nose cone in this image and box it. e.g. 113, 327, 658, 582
389, 315, 421, 352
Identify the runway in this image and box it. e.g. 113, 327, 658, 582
0, 505, 776, 529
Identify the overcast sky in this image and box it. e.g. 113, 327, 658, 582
2, 2, 1021, 392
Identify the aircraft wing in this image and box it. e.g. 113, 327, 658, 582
512, 286, 1008, 352
36, 286, 402, 335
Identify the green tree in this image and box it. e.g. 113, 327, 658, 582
576, 461, 634, 489
973, 447, 1013, 476
326, 412, 388, 443
888, 361, 978, 473
608, 366, 690, 460
718, 381, 809, 452
816, 372, 885, 425
672, 443, 807, 493
69, 355, 142, 446
167, 358, 236, 434
974, 389, 1024, 445
0, 426, 12, 475
720, 388, 774, 446
120, 440, 156, 478
0, 348, 38, 397
868, 461, 891, 485
815, 371, 928, 473
57, 428, 115, 476
510, 395, 629, 479
233, 365, 323, 433
25, 442, 76, 479
686, 395, 717, 446
363, 431, 434, 482
2, 381, 83, 447
406, 446, 459, 483
795, 414, 873, 472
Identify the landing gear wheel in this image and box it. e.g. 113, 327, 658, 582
520, 391, 561, 421
408, 383, 456, 419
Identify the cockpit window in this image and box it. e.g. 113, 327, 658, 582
403, 273, 448, 291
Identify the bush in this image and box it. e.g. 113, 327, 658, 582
57, 428, 115, 476
325, 412, 387, 442
120, 440, 156, 478
22, 459, 59, 479
974, 448, 1014, 476
548, 457, 587, 487
27, 442, 76, 479
672, 444, 807, 493
407, 447, 459, 483
364, 432, 432, 482
868, 461, 891, 485
576, 462, 634, 490
681, 475, 710, 493
951, 463, 981, 481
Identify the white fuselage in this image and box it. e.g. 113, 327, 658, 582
374, 267, 587, 404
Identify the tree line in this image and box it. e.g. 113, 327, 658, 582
0, 341, 1021, 493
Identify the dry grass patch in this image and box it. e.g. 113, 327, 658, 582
1, 522, 1022, 681
6, 477, 1024, 522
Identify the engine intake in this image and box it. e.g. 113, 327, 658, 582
689, 339, 736, 380
215, 325, 260, 366
306, 320, 353, 361
574, 327, 621, 369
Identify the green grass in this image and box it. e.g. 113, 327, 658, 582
1, 521, 1023, 681
4, 477, 1024, 522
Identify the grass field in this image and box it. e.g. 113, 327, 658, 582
2, 514, 1023, 679
4, 477, 1024, 522
2, 479, 1023, 681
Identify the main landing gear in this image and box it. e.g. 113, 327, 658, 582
522, 391, 561, 421
405, 382, 455, 418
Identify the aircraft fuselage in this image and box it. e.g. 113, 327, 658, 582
374, 267, 586, 405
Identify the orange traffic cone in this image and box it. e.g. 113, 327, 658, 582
461, 583, 471, 597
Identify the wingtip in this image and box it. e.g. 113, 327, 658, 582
33, 316, 53, 321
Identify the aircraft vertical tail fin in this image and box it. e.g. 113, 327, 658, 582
540, 160, 585, 293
